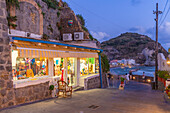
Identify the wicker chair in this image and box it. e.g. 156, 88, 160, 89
57, 80, 72, 98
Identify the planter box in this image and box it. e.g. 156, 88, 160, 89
158, 77, 166, 87
158, 77, 162, 82
162, 79, 166, 87
119, 84, 124, 90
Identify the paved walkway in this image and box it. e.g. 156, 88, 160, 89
0, 81, 170, 113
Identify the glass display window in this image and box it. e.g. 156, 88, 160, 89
89, 58, 95, 74
67, 58, 76, 86
95, 58, 99, 73
80, 58, 89, 76
54, 58, 64, 78
12, 50, 48, 80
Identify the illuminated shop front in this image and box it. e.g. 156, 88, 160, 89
80, 58, 99, 76
11, 37, 103, 88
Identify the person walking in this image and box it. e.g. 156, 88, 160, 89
129, 71, 132, 80
142, 72, 146, 82
107, 72, 112, 87
125, 73, 130, 84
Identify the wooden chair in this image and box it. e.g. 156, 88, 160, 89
57, 80, 72, 98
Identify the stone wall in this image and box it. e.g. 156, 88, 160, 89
0, 0, 15, 108
158, 81, 165, 92
0, 1, 51, 109
86, 73, 108, 89
14, 82, 51, 105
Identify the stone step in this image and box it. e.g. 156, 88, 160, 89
73, 86, 84, 92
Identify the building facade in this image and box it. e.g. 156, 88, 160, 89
0, 0, 104, 109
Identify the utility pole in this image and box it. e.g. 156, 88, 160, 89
153, 3, 162, 90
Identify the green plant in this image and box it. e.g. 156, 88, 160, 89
41, 12, 45, 18
58, 26, 62, 30
157, 70, 170, 80
101, 53, 110, 73
76, 14, 85, 26
120, 77, 125, 82
89, 34, 97, 41
56, 22, 62, 30
6, 0, 20, 9
42, 0, 58, 9
42, 34, 49, 40
7, 15, 17, 30
7, 15, 17, 22
63, 2, 68, 7
36, 2, 42, 8
47, 24, 53, 33
58, 6, 63, 10
82, 26, 88, 32
49, 85, 54, 90
57, 11, 60, 18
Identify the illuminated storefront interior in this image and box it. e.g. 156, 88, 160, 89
11, 37, 102, 88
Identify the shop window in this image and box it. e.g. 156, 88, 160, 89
89, 58, 95, 74
80, 58, 89, 76
13, 57, 48, 80
67, 58, 76, 86
54, 58, 64, 78
12, 50, 48, 80
95, 58, 99, 73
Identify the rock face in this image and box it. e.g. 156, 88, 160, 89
14, 0, 89, 40
16, 2, 40, 34
101, 32, 168, 65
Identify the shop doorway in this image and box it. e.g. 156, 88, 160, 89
67, 58, 77, 86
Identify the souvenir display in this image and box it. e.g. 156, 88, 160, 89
12, 57, 47, 80
67, 58, 75, 86
80, 58, 88, 76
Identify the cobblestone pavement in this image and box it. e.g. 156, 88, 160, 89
0, 81, 170, 113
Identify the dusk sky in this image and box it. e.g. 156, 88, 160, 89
63, 0, 170, 50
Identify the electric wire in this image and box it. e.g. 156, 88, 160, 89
68, 0, 127, 30
159, 5, 170, 27
159, 0, 169, 23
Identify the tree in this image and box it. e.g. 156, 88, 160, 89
101, 53, 110, 73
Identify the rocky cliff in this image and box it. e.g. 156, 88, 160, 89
8, 0, 90, 41
101, 32, 168, 65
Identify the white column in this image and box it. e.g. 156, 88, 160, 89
48, 58, 54, 77
64, 58, 68, 82
77, 58, 80, 86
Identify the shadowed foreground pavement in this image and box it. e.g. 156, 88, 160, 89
0, 81, 170, 113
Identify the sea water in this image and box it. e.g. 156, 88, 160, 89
110, 66, 155, 77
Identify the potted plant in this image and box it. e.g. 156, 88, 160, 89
168, 92, 170, 99
157, 71, 170, 86
49, 85, 54, 95
120, 77, 125, 84
165, 85, 170, 94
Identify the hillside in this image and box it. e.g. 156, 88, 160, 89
101, 32, 168, 65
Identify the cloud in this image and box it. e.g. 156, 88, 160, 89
90, 31, 110, 42
131, 0, 141, 5
129, 21, 170, 50
129, 26, 145, 33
